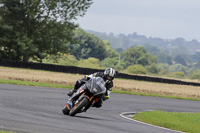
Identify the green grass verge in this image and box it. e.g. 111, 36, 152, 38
0, 131, 13, 133
0, 78, 200, 101
0, 78, 73, 89
133, 111, 200, 133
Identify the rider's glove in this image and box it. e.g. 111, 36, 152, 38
102, 95, 109, 101
103, 89, 112, 101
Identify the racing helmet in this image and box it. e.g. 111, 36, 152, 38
104, 68, 116, 82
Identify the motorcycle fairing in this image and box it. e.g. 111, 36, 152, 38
66, 100, 73, 110
69, 85, 88, 101
85, 77, 106, 96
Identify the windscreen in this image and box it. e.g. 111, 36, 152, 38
85, 77, 106, 94
95, 77, 106, 89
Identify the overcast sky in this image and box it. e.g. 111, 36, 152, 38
76, 0, 200, 41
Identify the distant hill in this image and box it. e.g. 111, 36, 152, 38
86, 30, 200, 56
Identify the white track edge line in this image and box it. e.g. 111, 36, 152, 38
120, 112, 185, 133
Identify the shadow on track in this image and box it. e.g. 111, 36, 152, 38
74, 115, 100, 120
70, 115, 114, 122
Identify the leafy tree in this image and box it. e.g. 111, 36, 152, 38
146, 63, 160, 74
156, 52, 173, 65
194, 60, 200, 69
189, 70, 200, 79
122, 46, 145, 66
0, 0, 93, 62
68, 29, 107, 60
117, 34, 132, 49
192, 52, 200, 62
168, 64, 188, 73
127, 65, 147, 74
157, 63, 170, 75
143, 44, 160, 55
116, 48, 123, 53
122, 46, 157, 67
171, 45, 188, 57
137, 53, 157, 66
100, 57, 119, 69
103, 40, 119, 58
174, 55, 187, 66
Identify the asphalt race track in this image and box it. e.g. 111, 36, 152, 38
1, 84, 200, 133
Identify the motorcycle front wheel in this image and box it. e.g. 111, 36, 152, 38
62, 104, 70, 115
69, 97, 89, 116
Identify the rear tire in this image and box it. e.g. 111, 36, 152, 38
69, 97, 89, 116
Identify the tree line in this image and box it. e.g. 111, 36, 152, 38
46, 28, 200, 80
85, 31, 200, 79
1, 0, 200, 80
44, 28, 158, 74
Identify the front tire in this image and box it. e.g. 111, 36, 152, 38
69, 97, 89, 116
62, 104, 70, 115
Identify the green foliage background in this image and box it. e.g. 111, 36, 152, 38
0, 0, 93, 62
1, 0, 200, 80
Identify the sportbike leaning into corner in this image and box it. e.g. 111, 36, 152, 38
62, 68, 116, 116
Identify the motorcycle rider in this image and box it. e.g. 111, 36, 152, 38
67, 67, 116, 108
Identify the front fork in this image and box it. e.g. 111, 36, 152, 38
64, 91, 87, 111
66, 91, 99, 112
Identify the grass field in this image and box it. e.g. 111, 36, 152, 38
133, 111, 200, 133
0, 131, 13, 133
1, 66, 200, 100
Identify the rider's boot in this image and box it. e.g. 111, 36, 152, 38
68, 80, 83, 96
67, 89, 76, 96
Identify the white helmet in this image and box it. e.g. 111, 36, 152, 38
104, 68, 116, 82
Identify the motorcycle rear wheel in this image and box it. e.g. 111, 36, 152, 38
69, 97, 89, 116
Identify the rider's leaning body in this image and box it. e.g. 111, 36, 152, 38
67, 68, 116, 108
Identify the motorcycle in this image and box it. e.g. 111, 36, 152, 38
62, 77, 107, 116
